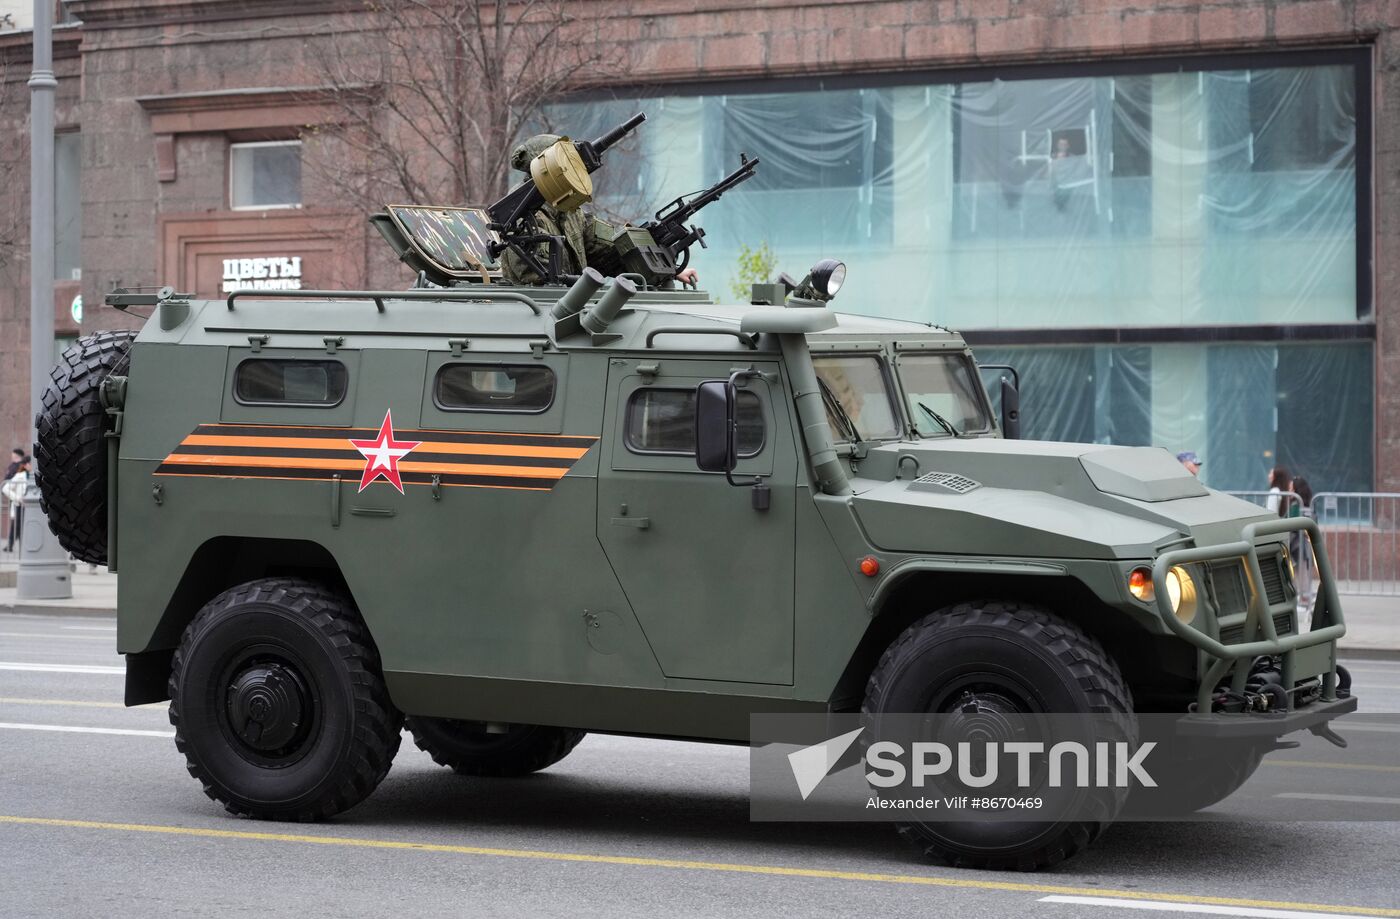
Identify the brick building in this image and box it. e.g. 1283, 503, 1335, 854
0, 0, 1396, 495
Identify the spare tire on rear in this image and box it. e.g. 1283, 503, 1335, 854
34, 329, 138, 565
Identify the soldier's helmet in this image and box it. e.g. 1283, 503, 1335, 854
511, 134, 562, 173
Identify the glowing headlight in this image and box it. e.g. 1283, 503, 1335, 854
1165, 566, 1199, 624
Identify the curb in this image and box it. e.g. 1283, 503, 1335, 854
0, 604, 115, 620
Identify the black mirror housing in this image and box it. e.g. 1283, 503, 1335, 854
695, 380, 735, 472
999, 376, 1021, 440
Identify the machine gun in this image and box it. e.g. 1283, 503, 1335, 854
589, 153, 760, 288
644, 153, 759, 272
486, 112, 647, 283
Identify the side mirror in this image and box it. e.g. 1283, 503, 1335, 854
999, 376, 1021, 440
695, 380, 735, 472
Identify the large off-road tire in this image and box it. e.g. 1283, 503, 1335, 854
169, 577, 402, 821
1122, 739, 1264, 817
34, 329, 139, 565
407, 717, 585, 777
863, 600, 1136, 871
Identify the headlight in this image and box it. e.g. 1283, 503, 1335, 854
810, 259, 846, 298
1165, 566, 1199, 624
1127, 566, 1154, 603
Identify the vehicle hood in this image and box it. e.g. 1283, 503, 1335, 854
848, 439, 1271, 560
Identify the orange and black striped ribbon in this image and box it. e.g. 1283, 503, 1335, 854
154, 423, 598, 491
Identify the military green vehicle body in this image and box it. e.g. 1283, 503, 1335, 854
110, 282, 1351, 740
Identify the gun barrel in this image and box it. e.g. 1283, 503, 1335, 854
590, 112, 647, 156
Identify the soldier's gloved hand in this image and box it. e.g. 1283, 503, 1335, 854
676, 267, 699, 289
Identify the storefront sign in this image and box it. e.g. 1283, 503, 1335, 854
70, 294, 83, 324
221, 256, 303, 292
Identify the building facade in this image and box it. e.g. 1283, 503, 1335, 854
0, 0, 1396, 496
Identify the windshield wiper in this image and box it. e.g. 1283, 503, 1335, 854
916, 401, 961, 438
817, 377, 863, 445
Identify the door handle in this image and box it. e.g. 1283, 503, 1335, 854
610, 516, 651, 529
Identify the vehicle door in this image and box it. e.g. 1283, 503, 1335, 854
597, 356, 797, 685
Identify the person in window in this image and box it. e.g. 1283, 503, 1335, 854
1265, 465, 1291, 517
500, 134, 698, 288
5, 447, 23, 481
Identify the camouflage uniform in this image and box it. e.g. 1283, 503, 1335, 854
500, 134, 612, 285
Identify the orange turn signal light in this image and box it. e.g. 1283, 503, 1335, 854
859, 556, 880, 577
1127, 566, 1154, 602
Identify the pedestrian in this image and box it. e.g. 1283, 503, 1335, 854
1287, 475, 1318, 619
1265, 465, 1291, 517
3, 456, 30, 552
2, 448, 21, 552
1176, 451, 1202, 476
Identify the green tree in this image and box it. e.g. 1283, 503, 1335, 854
728, 242, 779, 302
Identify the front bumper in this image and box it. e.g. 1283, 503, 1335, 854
1173, 693, 1358, 739
1152, 516, 1347, 714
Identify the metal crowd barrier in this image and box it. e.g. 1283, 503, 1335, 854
1226, 489, 1399, 598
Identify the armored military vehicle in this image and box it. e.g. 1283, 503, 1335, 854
35, 114, 1354, 870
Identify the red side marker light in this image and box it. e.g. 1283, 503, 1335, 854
859, 556, 880, 577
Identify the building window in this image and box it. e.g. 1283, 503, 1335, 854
55, 132, 81, 281
625, 388, 764, 456
230, 141, 302, 210
234, 359, 347, 406
434, 365, 556, 413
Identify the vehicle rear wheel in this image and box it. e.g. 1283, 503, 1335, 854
863, 599, 1136, 871
34, 329, 139, 565
169, 577, 402, 821
406, 717, 585, 776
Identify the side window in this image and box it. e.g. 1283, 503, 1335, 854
435, 364, 556, 413
626, 388, 764, 457
234, 359, 347, 406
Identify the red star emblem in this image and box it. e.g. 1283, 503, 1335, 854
349, 409, 421, 494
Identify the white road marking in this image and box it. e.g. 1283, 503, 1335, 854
59, 625, 116, 632
0, 722, 172, 738
0, 662, 123, 674
1040, 894, 1390, 918
1274, 792, 1400, 806
0, 631, 112, 641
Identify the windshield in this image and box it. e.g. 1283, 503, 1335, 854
812, 355, 902, 442
898, 353, 993, 437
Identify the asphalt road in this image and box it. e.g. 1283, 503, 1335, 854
2, 612, 1399, 919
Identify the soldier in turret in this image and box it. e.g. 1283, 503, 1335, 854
501, 134, 698, 287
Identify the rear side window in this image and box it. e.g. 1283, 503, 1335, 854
626, 388, 764, 456
234, 359, 347, 406
435, 364, 556, 413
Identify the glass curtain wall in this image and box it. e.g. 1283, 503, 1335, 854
542, 54, 1368, 489
977, 342, 1372, 494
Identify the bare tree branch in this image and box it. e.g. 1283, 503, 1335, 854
304, 0, 621, 214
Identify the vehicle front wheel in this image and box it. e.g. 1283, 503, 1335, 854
863, 599, 1136, 871
406, 717, 585, 776
1122, 739, 1265, 817
169, 577, 402, 821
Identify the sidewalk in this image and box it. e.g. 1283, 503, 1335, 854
1, 565, 1397, 653
0, 557, 117, 618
